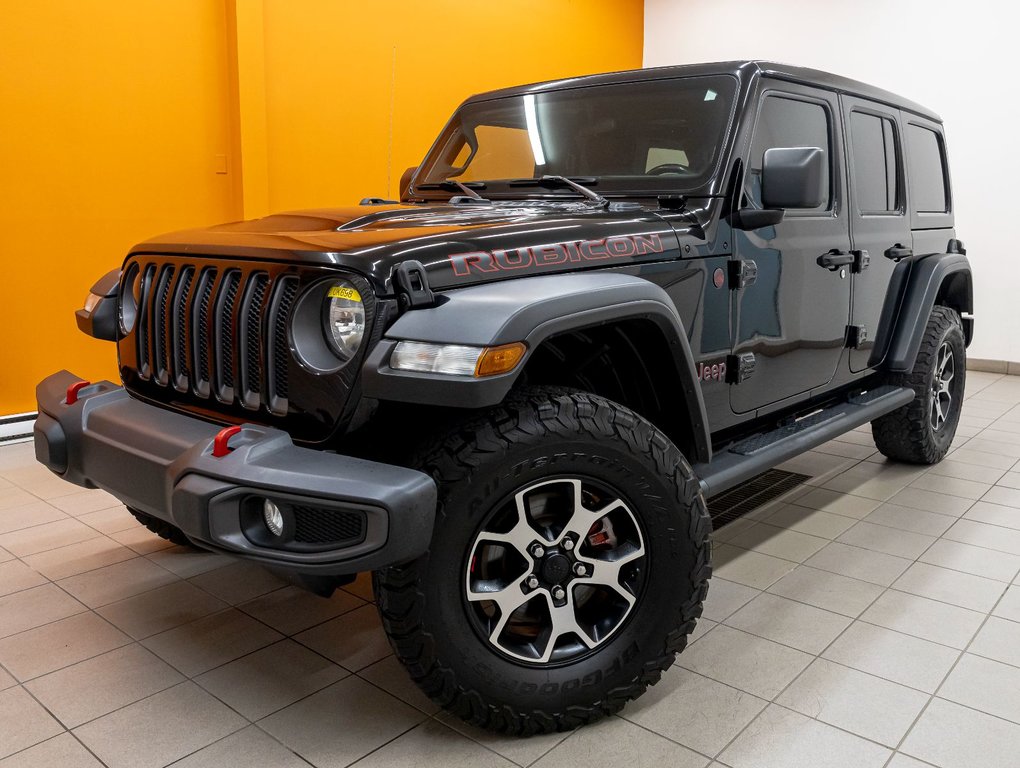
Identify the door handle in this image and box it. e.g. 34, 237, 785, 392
817, 249, 854, 271
884, 245, 913, 262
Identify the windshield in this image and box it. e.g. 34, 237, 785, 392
416, 75, 737, 196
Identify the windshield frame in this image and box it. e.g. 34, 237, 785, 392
408, 74, 741, 202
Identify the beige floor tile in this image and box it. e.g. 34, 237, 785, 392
965, 500, 1020, 529
995, 471, 1020, 490
902, 697, 1020, 768
944, 518, 1020, 557
340, 571, 375, 603
0, 501, 67, 535
944, 447, 1019, 470
910, 473, 991, 501
108, 526, 175, 555
195, 639, 348, 720
860, 589, 984, 650
767, 565, 884, 618
294, 604, 390, 672
836, 521, 937, 559
0, 584, 85, 640
712, 545, 796, 589
532, 715, 707, 768
356, 719, 518, 768
940, 653, 1020, 724
758, 505, 857, 539
677, 624, 812, 699
0, 687, 64, 760
0, 548, 11, 565
822, 463, 921, 502
711, 517, 758, 544
961, 437, 1020, 458
791, 487, 882, 519
822, 622, 958, 693
725, 523, 829, 562
886, 486, 976, 516
145, 546, 234, 578
358, 655, 439, 715
777, 452, 859, 483
48, 490, 121, 516
982, 485, 1020, 508
920, 538, 1020, 582
777, 658, 929, 747
930, 459, 1008, 484
57, 557, 178, 608
436, 710, 570, 766
3, 466, 80, 500
141, 608, 282, 677
73, 682, 246, 768
258, 677, 424, 768
893, 562, 1006, 612
812, 439, 876, 460
75, 506, 135, 535
0, 732, 103, 768
804, 542, 912, 586
701, 577, 760, 622
0, 487, 36, 512
238, 585, 363, 636
0, 518, 101, 557
885, 753, 935, 768
187, 561, 287, 605
725, 593, 851, 654
0, 669, 12, 691
0, 612, 130, 682
169, 726, 309, 768
969, 616, 1020, 668
719, 704, 890, 768
993, 585, 1020, 622
0, 561, 45, 598
623, 666, 766, 756
862, 503, 957, 536
97, 581, 227, 640
23, 536, 136, 581
26, 644, 184, 728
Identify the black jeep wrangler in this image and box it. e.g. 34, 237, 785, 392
35, 61, 972, 734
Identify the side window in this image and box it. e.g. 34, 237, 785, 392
907, 124, 949, 213
850, 111, 900, 213
748, 95, 832, 212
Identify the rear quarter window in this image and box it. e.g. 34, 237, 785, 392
907, 124, 949, 213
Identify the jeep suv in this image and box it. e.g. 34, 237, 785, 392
35, 61, 972, 734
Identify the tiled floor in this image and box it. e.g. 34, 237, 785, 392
3, 371, 1020, 767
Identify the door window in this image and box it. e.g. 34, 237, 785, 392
748, 96, 832, 213
850, 112, 901, 213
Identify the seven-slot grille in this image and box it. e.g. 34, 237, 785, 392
127, 260, 299, 417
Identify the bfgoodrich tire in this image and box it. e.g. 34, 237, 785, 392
872, 305, 966, 464
373, 388, 711, 735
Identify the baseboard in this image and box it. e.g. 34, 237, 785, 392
968, 358, 1020, 375
0, 412, 35, 443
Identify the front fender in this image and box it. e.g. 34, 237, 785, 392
361, 272, 711, 462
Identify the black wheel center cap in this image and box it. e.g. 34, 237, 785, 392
541, 553, 571, 585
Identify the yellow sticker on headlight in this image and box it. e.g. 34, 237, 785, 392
327, 285, 362, 302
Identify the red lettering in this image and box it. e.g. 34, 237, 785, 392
533, 244, 567, 266
606, 237, 636, 257
633, 234, 664, 255
449, 251, 498, 277
494, 248, 533, 269
579, 239, 608, 259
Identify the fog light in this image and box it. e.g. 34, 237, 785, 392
263, 499, 284, 537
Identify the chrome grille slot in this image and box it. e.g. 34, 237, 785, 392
238, 273, 270, 410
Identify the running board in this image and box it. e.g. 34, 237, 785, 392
694, 385, 914, 498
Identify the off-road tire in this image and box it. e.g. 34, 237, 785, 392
872, 305, 966, 464
373, 387, 712, 735
127, 507, 193, 547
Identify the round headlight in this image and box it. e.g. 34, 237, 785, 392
324, 280, 366, 361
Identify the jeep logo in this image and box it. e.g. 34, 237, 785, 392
449, 234, 665, 277
697, 361, 727, 383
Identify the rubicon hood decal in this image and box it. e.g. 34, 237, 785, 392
449, 234, 665, 277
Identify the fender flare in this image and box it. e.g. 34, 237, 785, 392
361, 272, 711, 463
885, 252, 973, 373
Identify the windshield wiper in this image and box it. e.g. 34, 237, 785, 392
509, 175, 608, 207
417, 180, 487, 201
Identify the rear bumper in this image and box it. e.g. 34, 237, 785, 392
34, 370, 437, 577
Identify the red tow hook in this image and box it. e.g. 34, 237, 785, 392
65, 380, 91, 405
212, 425, 243, 458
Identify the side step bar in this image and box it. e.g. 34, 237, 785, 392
694, 385, 914, 498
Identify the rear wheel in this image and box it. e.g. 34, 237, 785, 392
373, 388, 711, 734
872, 305, 966, 463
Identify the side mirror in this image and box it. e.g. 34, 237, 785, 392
399, 166, 418, 201
761, 147, 826, 209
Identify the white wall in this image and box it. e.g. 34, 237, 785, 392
644, 0, 1017, 363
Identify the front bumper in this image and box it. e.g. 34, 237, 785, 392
34, 370, 437, 576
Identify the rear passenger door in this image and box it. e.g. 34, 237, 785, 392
841, 96, 912, 372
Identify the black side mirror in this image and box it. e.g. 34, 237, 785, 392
399, 166, 418, 201
761, 147, 826, 209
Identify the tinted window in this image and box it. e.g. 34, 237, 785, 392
850, 112, 900, 212
907, 125, 948, 212
749, 96, 831, 211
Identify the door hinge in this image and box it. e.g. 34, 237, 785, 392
851, 249, 870, 273
393, 260, 435, 309
846, 324, 868, 349
726, 352, 756, 383
728, 259, 758, 290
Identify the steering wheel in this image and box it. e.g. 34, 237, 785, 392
646, 163, 690, 176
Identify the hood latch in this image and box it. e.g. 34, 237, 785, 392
393, 260, 436, 310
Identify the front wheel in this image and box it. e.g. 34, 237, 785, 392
373, 388, 711, 734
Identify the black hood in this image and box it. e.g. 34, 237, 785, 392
133, 200, 707, 294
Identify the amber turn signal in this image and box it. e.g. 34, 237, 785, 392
475, 342, 527, 377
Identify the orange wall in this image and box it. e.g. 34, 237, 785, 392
0, 0, 643, 415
